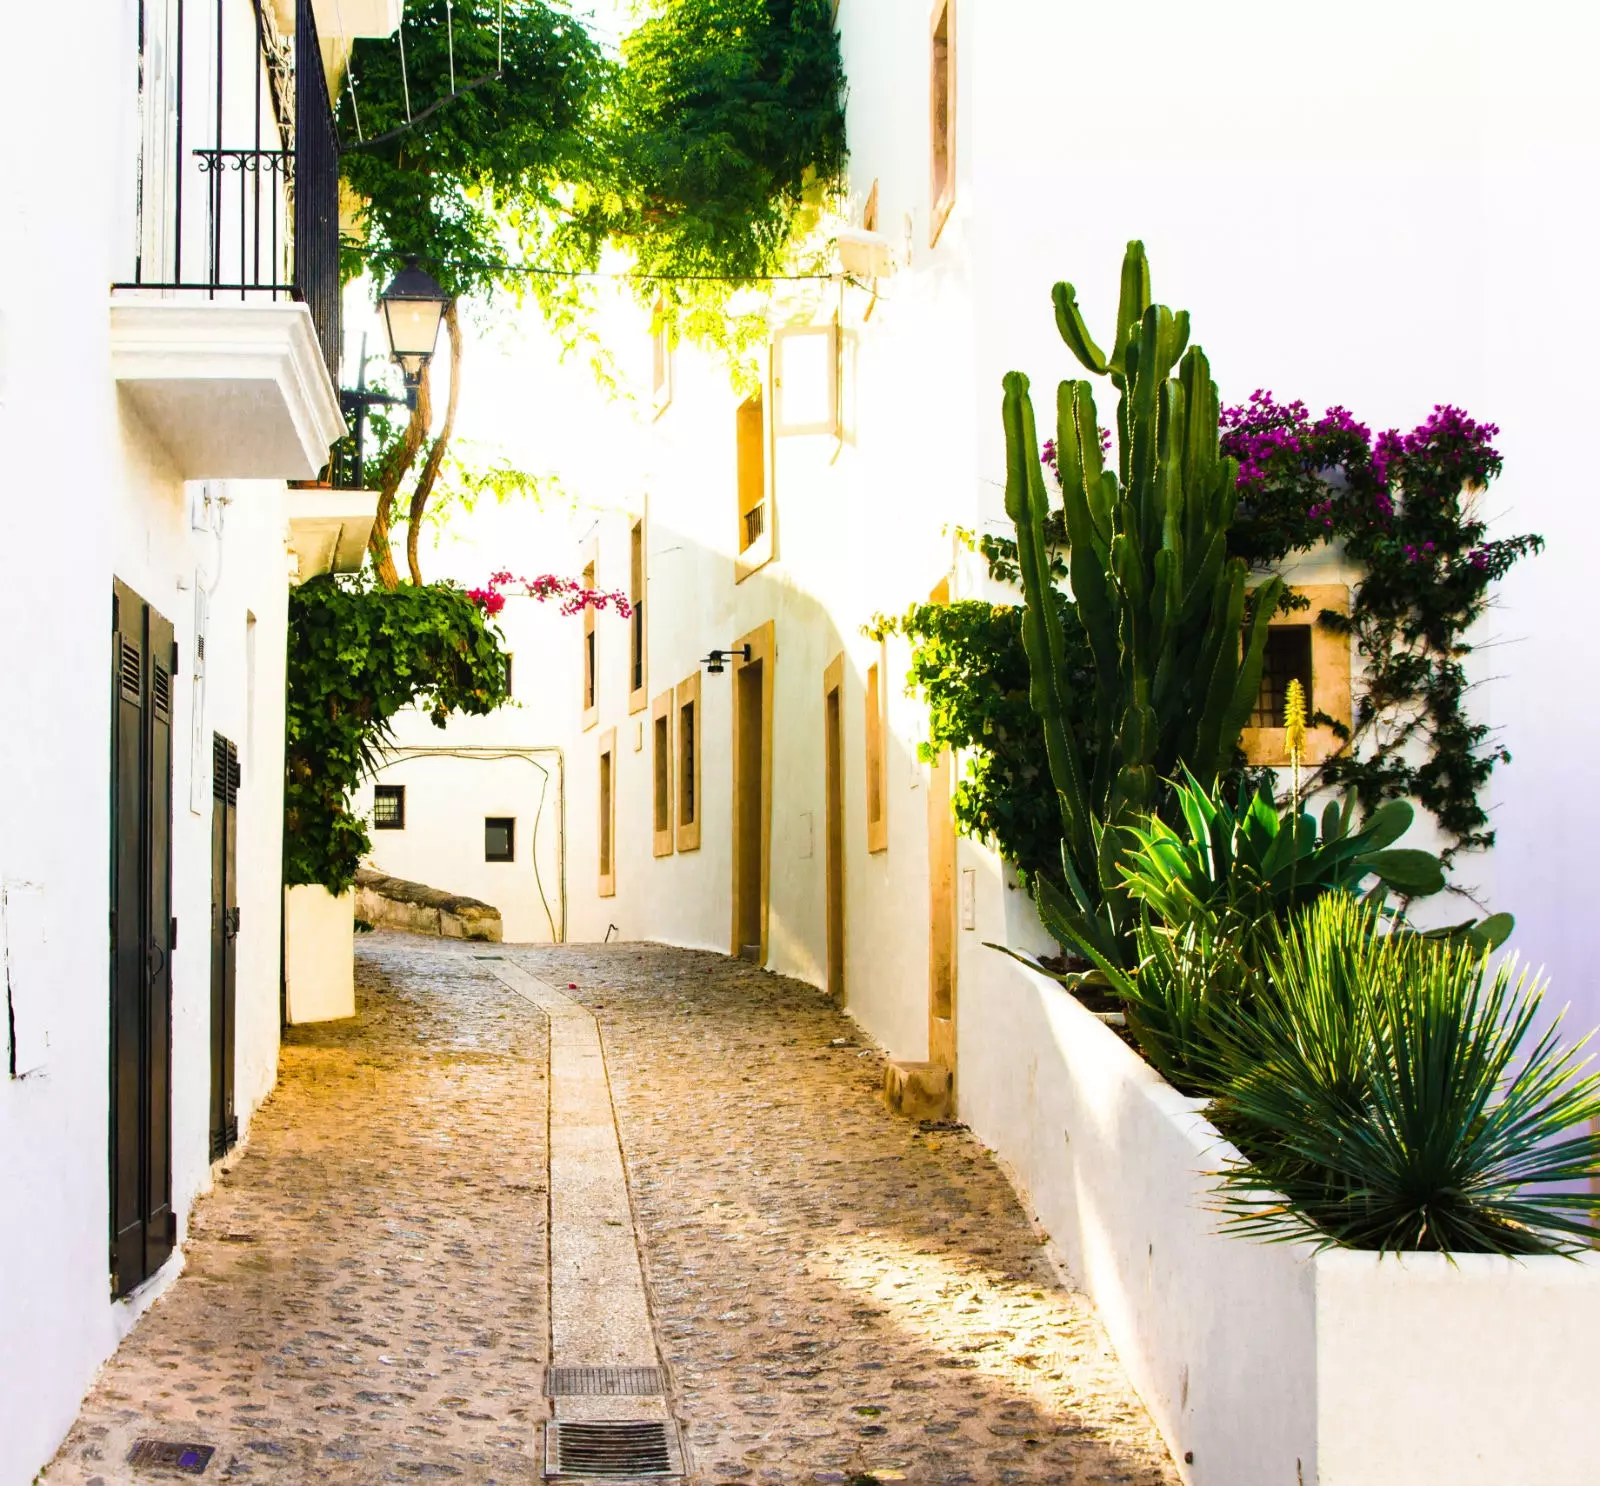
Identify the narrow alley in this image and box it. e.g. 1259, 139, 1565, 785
48, 934, 1178, 1486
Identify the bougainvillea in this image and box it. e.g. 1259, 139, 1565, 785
1219, 392, 1541, 857
466, 570, 633, 618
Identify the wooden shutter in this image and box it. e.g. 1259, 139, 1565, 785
109, 581, 176, 1298
209, 734, 240, 1161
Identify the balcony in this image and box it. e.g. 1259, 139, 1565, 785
113, 0, 346, 482
286, 487, 379, 580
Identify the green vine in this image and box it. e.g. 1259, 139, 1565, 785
284, 577, 511, 894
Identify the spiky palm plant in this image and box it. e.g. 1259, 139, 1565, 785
1212, 894, 1600, 1255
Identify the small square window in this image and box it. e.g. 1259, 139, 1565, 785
373, 784, 406, 830
485, 816, 515, 863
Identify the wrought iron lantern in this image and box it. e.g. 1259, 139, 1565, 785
378, 259, 449, 397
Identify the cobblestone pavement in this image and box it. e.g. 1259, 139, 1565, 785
50, 934, 1178, 1486
48, 942, 550, 1485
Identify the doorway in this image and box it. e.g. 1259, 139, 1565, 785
926, 578, 958, 1077
730, 621, 775, 963
210, 734, 240, 1162
110, 581, 176, 1298
822, 653, 846, 1001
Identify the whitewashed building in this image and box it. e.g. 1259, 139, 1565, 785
450, 3, 1600, 1480
0, 0, 393, 1476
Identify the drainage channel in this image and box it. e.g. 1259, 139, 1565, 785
482, 958, 685, 1482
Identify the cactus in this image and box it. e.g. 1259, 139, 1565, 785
1003, 241, 1284, 964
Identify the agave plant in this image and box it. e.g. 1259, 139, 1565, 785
1211, 893, 1600, 1255
1119, 766, 1450, 962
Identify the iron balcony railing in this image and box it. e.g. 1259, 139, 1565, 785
118, 0, 340, 385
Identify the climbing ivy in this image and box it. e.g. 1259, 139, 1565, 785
284, 577, 512, 894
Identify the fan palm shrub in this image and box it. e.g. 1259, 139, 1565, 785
1211, 893, 1600, 1256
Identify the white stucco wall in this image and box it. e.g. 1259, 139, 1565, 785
0, 1, 303, 1476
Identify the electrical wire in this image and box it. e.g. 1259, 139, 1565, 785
371, 747, 564, 943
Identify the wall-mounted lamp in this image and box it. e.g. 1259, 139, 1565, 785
378, 258, 450, 399
701, 645, 752, 675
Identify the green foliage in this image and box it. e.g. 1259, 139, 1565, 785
1005, 241, 1284, 966
1209, 895, 1600, 1256
339, 0, 609, 303
1120, 767, 1445, 957
284, 577, 511, 893
578, 0, 845, 277
870, 597, 1095, 886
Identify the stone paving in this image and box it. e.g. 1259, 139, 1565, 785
49, 934, 1178, 1486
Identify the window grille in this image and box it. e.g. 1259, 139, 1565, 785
1251, 626, 1314, 730
373, 785, 405, 829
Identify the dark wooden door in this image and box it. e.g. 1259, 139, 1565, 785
110, 581, 175, 1298
209, 734, 240, 1161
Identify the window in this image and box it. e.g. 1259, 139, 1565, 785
736, 388, 771, 578
373, 784, 406, 830
581, 542, 598, 730
772, 323, 839, 438
865, 652, 888, 853
929, 0, 956, 246
485, 816, 515, 862
1251, 626, 1314, 731
629, 517, 647, 713
652, 689, 674, 858
1241, 584, 1354, 768
676, 670, 702, 852
651, 298, 672, 415
598, 728, 617, 896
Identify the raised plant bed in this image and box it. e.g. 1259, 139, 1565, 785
959, 954, 1600, 1486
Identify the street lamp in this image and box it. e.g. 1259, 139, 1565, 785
378, 258, 449, 398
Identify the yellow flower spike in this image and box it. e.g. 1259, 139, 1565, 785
1284, 676, 1308, 803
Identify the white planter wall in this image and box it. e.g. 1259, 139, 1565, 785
958, 955, 1600, 1486
284, 887, 356, 1023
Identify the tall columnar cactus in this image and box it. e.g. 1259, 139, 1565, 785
1003, 241, 1283, 963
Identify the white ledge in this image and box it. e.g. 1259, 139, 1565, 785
287, 488, 378, 581
111, 299, 346, 481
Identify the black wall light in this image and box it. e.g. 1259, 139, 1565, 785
701, 645, 752, 675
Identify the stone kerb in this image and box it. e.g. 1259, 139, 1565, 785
956, 954, 1600, 1486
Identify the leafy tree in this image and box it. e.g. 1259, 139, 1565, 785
339, 0, 609, 586
284, 577, 511, 892
337, 0, 847, 580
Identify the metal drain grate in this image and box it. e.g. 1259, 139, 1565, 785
545, 1421, 682, 1478
128, 1440, 215, 1474
546, 1366, 668, 1397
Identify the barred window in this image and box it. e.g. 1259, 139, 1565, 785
1251, 626, 1314, 730
373, 784, 406, 830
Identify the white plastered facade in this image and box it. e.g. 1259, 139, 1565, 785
0, 0, 344, 1475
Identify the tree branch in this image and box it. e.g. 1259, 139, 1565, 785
406, 300, 463, 587
368, 367, 433, 589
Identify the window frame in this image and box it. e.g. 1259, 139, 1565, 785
580, 538, 599, 732
628, 516, 648, 715
652, 689, 675, 857
1240, 583, 1353, 767
735, 355, 774, 582
372, 782, 406, 831
485, 816, 515, 863
772, 322, 840, 438
865, 644, 888, 854
929, 0, 956, 247
675, 670, 702, 853
598, 726, 617, 897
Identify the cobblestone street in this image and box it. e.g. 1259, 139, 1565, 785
49, 935, 1177, 1486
